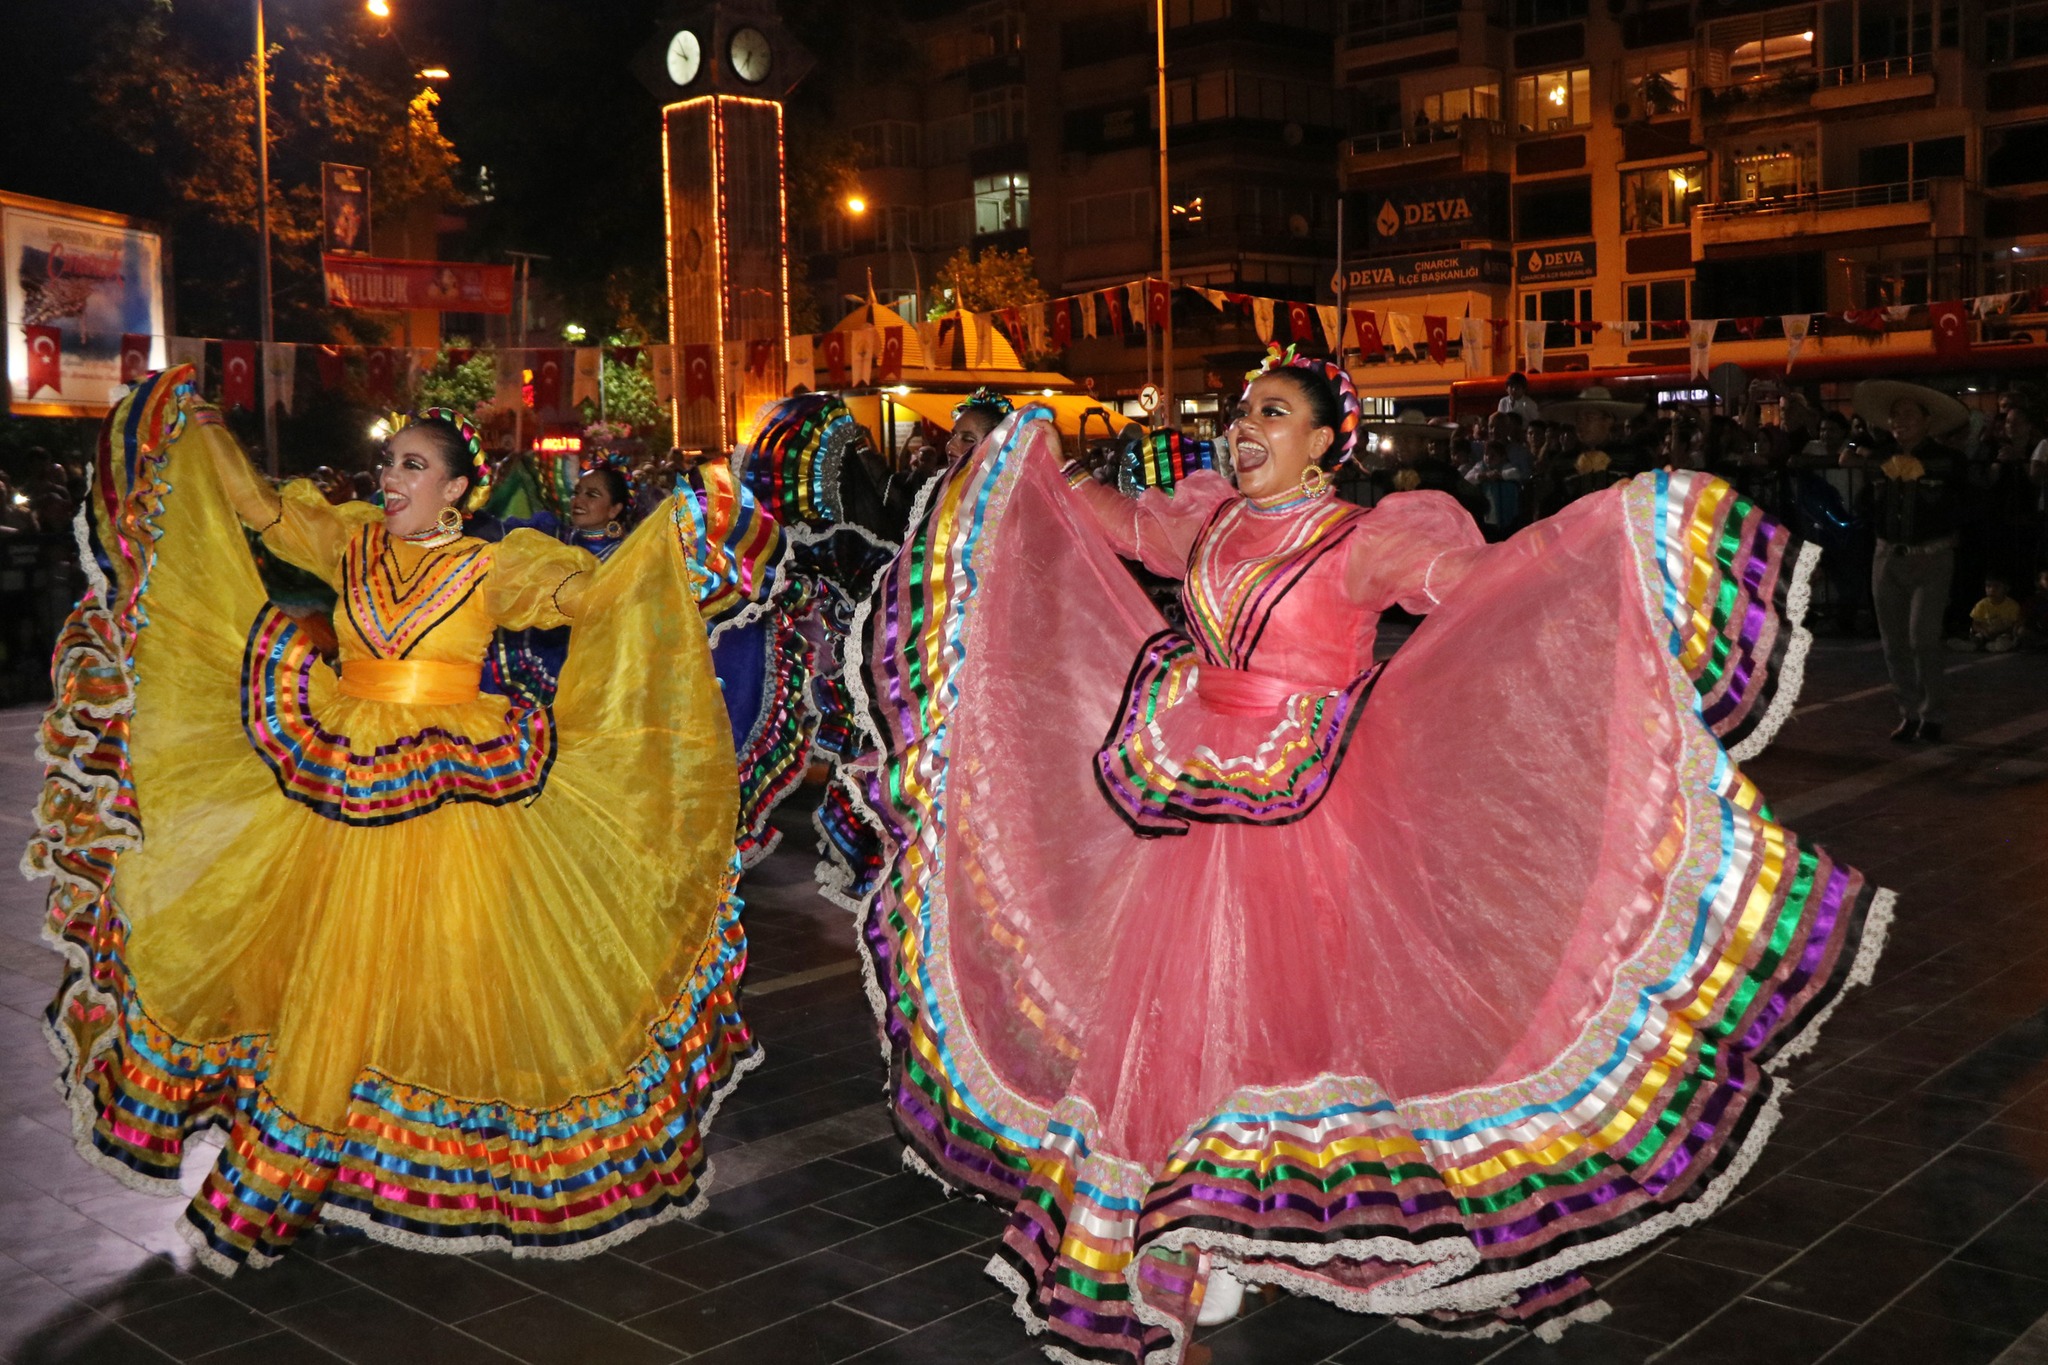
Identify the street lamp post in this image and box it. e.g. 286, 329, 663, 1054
254, 0, 279, 472
844, 195, 922, 326
1154, 0, 1174, 432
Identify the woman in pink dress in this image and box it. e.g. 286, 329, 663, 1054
831, 349, 1891, 1364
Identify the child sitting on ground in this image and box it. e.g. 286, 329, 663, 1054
1969, 576, 2023, 652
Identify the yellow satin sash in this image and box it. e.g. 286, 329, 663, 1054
337, 659, 483, 706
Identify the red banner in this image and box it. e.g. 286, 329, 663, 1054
119, 333, 152, 385
683, 344, 717, 402
364, 347, 396, 404
1050, 298, 1072, 350
1351, 308, 1383, 359
1102, 289, 1126, 337
23, 325, 61, 399
322, 254, 516, 314
879, 327, 904, 384
999, 307, 1024, 347
821, 332, 847, 387
1287, 301, 1313, 343
1423, 315, 1449, 364
1929, 300, 1971, 357
221, 340, 257, 411
1840, 308, 1888, 334
1146, 280, 1171, 331
315, 346, 344, 391
1488, 317, 1511, 355
609, 346, 641, 370
531, 350, 564, 410
746, 339, 774, 378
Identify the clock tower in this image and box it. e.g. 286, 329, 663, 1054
634, 1, 813, 452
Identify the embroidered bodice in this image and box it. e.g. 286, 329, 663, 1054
1079, 470, 1486, 691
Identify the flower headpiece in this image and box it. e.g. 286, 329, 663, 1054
1239, 344, 1362, 466
390, 406, 492, 513
952, 386, 1015, 421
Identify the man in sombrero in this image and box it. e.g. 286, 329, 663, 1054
1848, 379, 1966, 742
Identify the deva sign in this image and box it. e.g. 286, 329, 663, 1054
1517, 241, 1598, 282
1352, 175, 1508, 254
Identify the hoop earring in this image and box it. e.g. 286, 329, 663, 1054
436, 504, 464, 535
604, 519, 623, 538
1299, 463, 1333, 500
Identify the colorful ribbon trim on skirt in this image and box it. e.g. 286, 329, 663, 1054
1094, 630, 1378, 837
60, 882, 753, 1271
241, 607, 556, 827
851, 426, 1881, 1365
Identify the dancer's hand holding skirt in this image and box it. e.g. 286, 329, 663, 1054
28, 368, 755, 1272
833, 408, 1892, 1364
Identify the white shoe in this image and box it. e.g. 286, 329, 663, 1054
1196, 1267, 1246, 1326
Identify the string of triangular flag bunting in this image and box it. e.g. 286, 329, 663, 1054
37, 280, 2048, 417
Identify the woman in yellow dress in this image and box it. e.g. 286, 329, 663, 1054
27, 369, 754, 1272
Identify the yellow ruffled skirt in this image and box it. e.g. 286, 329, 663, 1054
29, 370, 753, 1271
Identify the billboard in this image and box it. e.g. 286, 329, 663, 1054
1348, 175, 1509, 255
322, 163, 371, 256
322, 255, 516, 313
2, 192, 167, 418
1337, 249, 1513, 297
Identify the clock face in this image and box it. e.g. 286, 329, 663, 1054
665, 29, 701, 86
729, 26, 772, 83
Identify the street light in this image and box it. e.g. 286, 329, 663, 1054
844, 195, 867, 216
418, 67, 449, 81
366, 0, 390, 17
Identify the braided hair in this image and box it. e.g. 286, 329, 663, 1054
1239, 345, 1362, 467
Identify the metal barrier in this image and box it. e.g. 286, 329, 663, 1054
1694, 180, 1927, 219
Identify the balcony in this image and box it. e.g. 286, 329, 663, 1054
1812, 52, 1937, 110
1695, 51, 1940, 127
1344, 118, 1511, 181
1695, 70, 1821, 125
1692, 179, 1976, 254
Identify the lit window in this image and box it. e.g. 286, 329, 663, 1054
1514, 69, 1590, 132
974, 172, 1030, 235
1620, 166, 1702, 230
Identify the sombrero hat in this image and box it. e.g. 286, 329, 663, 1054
1361, 410, 1455, 441
1541, 386, 1642, 421
1852, 379, 1968, 437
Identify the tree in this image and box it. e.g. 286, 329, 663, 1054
415, 345, 497, 414
930, 246, 1049, 318
83, 2, 459, 343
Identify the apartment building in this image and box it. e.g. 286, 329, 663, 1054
1341, 0, 2048, 402
804, 0, 2048, 415
806, 0, 1348, 426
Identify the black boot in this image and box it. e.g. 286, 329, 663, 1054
1891, 718, 1921, 742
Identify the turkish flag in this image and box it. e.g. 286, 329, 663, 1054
1929, 300, 1971, 356
23, 324, 62, 398
1287, 301, 1313, 343
1103, 288, 1126, 336
1733, 317, 1762, 340
1146, 279, 1171, 331
609, 345, 641, 370
1570, 319, 1602, 339
445, 347, 475, 370
746, 338, 774, 377
821, 332, 847, 387
1351, 308, 1383, 358
221, 340, 257, 411
1223, 291, 1253, 313
315, 345, 344, 391
1488, 317, 1511, 354
1840, 308, 1888, 333
879, 327, 904, 383
998, 307, 1024, 347
683, 343, 717, 402
1423, 315, 1449, 363
116, 333, 151, 385
531, 350, 563, 409
1050, 298, 1072, 349
365, 347, 397, 404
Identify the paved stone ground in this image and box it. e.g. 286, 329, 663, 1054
2, 634, 2047, 1365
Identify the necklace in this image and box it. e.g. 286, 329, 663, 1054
1243, 488, 1323, 515
397, 523, 464, 550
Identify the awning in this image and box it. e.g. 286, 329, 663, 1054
844, 389, 1129, 452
